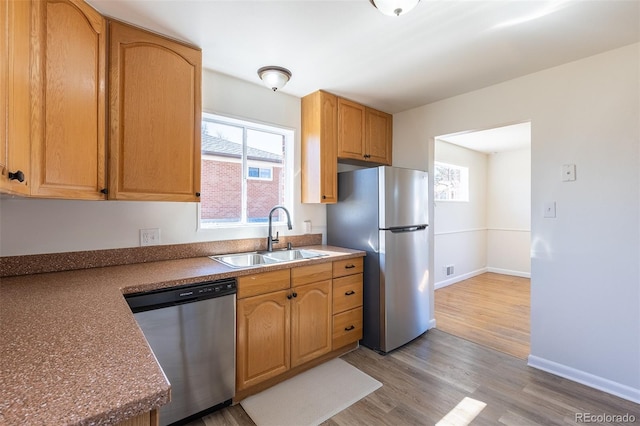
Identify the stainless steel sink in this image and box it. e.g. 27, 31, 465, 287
210, 253, 280, 268
210, 249, 327, 269
260, 249, 327, 261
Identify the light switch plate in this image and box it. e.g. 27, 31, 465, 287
562, 164, 576, 181
544, 202, 556, 218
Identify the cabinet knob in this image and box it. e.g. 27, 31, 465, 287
345, 325, 355, 331
345, 290, 355, 296
8, 170, 25, 183
287, 294, 293, 300
364, 154, 371, 159
322, 195, 326, 199
292, 292, 298, 298
100, 188, 108, 195
195, 192, 201, 197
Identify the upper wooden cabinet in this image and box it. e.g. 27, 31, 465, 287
30, 0, 107, 199
337, 97, 392, 166
108, 21, 202, 201
301, 90, 337, 204
365, 107, 393, 165
0, 0, 202, 202
0, 0, 31, 196
301, 90, 392, 204
336, 98, 365, 161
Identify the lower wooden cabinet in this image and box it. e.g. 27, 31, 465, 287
290, 280, 332, 368
236, 258, 363, 395
237, 289, 291, 390
332, 306, 363, 349
331, 258, 364, 350
116, 409, 158, 426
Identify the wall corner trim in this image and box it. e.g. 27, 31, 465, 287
486, 267, 530, 278
527, 355, 640, 404
434, 267, 488, 290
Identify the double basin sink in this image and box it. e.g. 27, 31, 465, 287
211, 249, 328, 269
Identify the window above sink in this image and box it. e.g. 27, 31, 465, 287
199, 113, 294, 229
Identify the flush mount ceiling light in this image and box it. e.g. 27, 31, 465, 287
369, 0, 420, 16
257, 66, 292, 91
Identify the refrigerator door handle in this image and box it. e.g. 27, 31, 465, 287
388, 225, 428, 233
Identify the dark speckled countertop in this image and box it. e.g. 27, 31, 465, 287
0, 244, 364, 425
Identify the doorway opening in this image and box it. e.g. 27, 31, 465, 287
432, 121, 531, 359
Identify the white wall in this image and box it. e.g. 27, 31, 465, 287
393, 44, 640, 402
433, 140, 488, 286
0, 70, 326, 256
434, 143, 531, 287
486, 148, 531, 276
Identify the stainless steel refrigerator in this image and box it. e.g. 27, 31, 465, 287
327, 166, 430, 353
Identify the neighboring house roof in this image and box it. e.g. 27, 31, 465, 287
201, 133, 282, 163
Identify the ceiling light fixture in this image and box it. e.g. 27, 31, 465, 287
257, 66, 292, 91
369, 0, 420, 16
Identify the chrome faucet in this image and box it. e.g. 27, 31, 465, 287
267, 205, 292, 252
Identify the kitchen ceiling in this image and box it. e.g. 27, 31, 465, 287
439, 122, 531, 154
86, 0, 639, 114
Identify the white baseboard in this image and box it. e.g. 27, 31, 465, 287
528, 355, 640, 404
435, 268, 488, 290
486, 267, 531, 278
428, 318, 437, 329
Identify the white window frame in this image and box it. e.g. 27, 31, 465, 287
247, 165, 273, 181
198, 112, 294, 229
434, 161, 469, 202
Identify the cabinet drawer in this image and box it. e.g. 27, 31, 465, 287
332, 274, 363, 314
237, 269, 290, 299
332, 257, 363, 278
291, 262, 332, 286
332, 307, 363, 349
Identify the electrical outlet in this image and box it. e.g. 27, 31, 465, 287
140, 228, 161, 246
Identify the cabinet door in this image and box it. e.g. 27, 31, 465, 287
109, 20, 201, 201
366, 107, 392, 165
237, 290, 291, 390
30, 0, 106, 199
290, 280, 332, 368
1, 0, 8, 191
0, 0, 31, 196
301, 90, 337, 203
337, 97, 365, 161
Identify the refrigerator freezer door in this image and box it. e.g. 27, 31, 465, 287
379, 166, 429, 229
379, 227, 430, 352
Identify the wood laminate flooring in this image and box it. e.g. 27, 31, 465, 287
186, 330, 639, 426
435, 272, 530, 359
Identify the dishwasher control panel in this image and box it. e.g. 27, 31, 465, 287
125, 278, 237, 313
178, 281, 235, 298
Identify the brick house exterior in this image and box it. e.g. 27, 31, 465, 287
200, 133, 284, 223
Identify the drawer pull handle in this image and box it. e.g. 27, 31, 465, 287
345, 325, 355, 331
345, 264, 356, 269
345, 290, 356, 296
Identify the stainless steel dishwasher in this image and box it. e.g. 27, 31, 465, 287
125, 278, 236, 426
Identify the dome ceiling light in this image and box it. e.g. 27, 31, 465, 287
257, 66, 292, 91
369, 0, 420, 16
